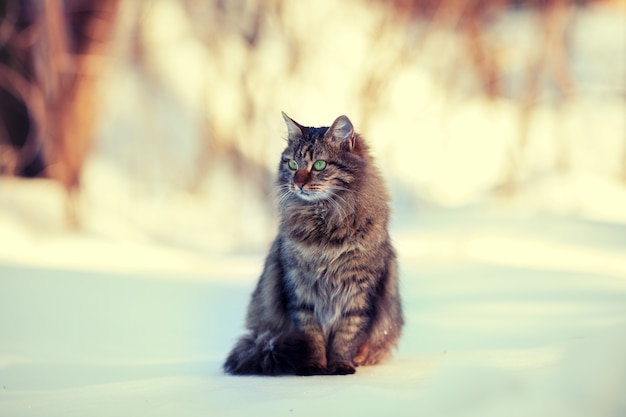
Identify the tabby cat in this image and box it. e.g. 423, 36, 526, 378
223, 113, 403, 376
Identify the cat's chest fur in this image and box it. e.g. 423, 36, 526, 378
282, 229, 366, 332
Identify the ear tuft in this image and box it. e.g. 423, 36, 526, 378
282, 112, 303, 141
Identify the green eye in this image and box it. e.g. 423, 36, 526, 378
288, 159, 298, 170
313, 160, 327, 171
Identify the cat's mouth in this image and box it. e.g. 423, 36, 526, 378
291, 184, 330, 202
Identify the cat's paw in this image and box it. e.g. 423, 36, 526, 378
297, 363, 327, 376
328, 362, 356, 375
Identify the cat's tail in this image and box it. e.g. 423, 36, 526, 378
223, 330, 311, 375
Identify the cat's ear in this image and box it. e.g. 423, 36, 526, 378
282, 112, 303, 141
328, 115, 355, 149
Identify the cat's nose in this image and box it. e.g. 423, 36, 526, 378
294, 170, 308, 189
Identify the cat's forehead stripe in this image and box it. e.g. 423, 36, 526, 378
296, 144, 310, 159
292, 126, 329, 160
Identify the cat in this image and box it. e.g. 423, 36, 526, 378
223, 113, 403, 376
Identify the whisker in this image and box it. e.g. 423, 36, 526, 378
275, 185, 294, 207
278, 192, 292, 206
332, 189, 356, 219
330, 189, 351, 205
330, 185, 355, 194
326, 193, 349, 222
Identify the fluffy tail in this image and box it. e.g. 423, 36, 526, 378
223, 330, 311, 375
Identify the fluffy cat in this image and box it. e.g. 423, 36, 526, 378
223, 113, 403, 376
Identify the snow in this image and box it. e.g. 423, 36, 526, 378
2, 0, 626, 415
1, 261, 625, 417
1, 182, 626, 416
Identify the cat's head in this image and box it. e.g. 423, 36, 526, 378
278, 112, 366, 203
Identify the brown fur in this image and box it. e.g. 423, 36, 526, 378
223, 113, 403, 376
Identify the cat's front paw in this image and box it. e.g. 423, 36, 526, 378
328, 362, 356, 375
297, 363, 327, 376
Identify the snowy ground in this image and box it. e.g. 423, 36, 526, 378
1, 181, 625, 416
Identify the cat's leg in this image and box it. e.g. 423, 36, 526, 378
353, 342, 370, 366
326, 310, 370, 375
293, 310, 327, 375
352, 303, 402, 367
354, 263, 403, 367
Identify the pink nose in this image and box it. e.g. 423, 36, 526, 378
294, 170, 308, 189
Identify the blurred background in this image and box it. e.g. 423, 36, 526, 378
1, 0, 625, 260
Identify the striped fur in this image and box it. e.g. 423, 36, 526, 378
224, 113, 403, 376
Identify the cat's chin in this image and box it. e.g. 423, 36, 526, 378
292, 189, 330, 203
